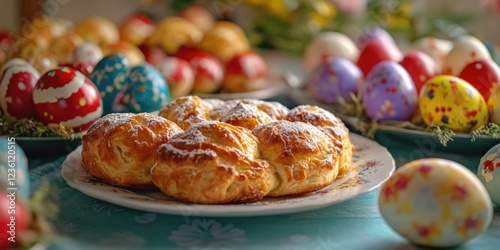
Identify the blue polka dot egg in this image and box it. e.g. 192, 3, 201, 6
89, 53, 130, 115
0, 138, 30, 200
477, 143, 500, 206
123, 63, 170, 113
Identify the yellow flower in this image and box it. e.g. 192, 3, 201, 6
313, 0, 337, 18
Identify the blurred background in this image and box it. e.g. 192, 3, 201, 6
1, 0, 499, 55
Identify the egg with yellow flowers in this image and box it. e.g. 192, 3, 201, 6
418, 75, 488, 132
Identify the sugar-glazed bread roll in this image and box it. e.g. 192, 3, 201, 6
82, 113, 183, 188
284, 105, 354, 176
151, 121, 277, 204
219, 102, 274, 130
252, 120, 339, 196
208, 98, 289, 121
158, 95, 210, 130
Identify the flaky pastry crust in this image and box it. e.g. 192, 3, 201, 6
81, 113, 183, 188
151, 121, 277, 204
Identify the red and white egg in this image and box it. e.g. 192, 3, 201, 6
442, 35, 491, 75
411, 37, 452, 72
33, 67, 103, 132
458, 58, 500, 101
0, 59, 39, 118
176, 47, 223, 94
119, 13, 155, 46
156, 57, 194, 97
223, 51, 268, 93
64, 42, 103, 75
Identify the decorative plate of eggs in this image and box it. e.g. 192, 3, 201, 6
291, 30, 500, 155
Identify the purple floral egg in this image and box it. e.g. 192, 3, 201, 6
307, 57, 362, 104
362, 61, 417, 121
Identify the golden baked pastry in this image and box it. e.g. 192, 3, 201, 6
74, 16, 119, 47
82, 113, 183, 188
208, 98, 289, 120
151, 121, 277, 204
284, 105, 354, 176
157, 95, 210, 130
252, 120, 339, 196
219, 102, 275, 130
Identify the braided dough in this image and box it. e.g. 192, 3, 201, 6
81, 96, 354, 203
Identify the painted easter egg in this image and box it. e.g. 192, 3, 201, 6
419, 75, 488, 132
175, 47, 223, 94
379, 158, 493, 248
357, 40, 403, 76
223, 51, 269, 93
477, 143, 500, 206
89, 54, 129, 114
156, 57, 194, 97
399, 50, 438, 93
123, 63, 170, 113
0, 138, 30, 200
303, 31, 359, 75
119, 13, 155, 46
458, 59, 500, 101
411, 37, 452, 72
488, 85, 500, 124
442, 36, 491, 76
33, 67, 103, 132
307, 56, 362, 104
357, 27, 396, 49
361, 61, 417, 121
0, 59, 39, 118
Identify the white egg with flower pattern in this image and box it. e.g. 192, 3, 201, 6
33, 67, 103, 132
379, 158, 493, 248
0, 59, 39, 118
477, 143, 500, 206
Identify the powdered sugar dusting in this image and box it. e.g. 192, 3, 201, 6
87, 113, 135, 134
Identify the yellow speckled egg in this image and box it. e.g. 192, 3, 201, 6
419, 75, 488, 132
488, 85, 500, 124
379, 158, 493, 248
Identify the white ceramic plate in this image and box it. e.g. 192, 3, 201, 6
61, 133, 395, 217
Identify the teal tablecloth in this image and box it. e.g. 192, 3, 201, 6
27, 96, 500, 250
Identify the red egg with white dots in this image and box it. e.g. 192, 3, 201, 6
458, 59, 500, 101
33, 67, 103, 132
156, 57, 194, 97
223, 51, 268, 93
400, 50, 438, 94
176, 47, 223, 94
0, 60, 40, 118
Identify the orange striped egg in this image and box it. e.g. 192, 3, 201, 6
33, 67, 103, 132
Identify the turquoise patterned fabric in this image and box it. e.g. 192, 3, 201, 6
27, 96, 500, 250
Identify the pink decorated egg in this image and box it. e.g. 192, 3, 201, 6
33, 67, 103, 132
442, 36, 491, 75
399, 50, 438, 93
223, 51, 268, 93
458, 59, 500, 101
156, 57, 194, 97
361, 61, 417, 121
356, 40, 403, 76
0, 59, 39, 118
175, 47, 223, 94
379, 158, 493, 248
